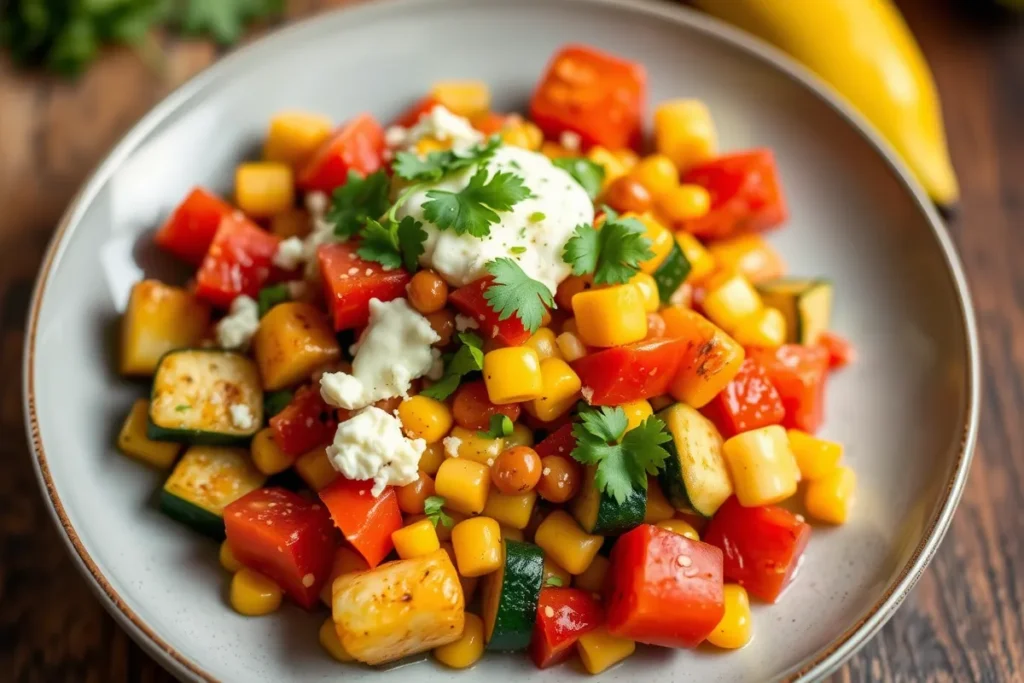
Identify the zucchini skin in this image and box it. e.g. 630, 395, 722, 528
652, 239, 692, 303
657, 403, 732, 518
574, 466, 647, 535
159, 490, 227, 539
486, 540, 544, 652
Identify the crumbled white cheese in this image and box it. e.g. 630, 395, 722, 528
320, 298, 440, 410
454, 314, 480, 332
215, 295, 259, 350
427, 356, 445, 381
443, 435, 462, 458
272, 236, 305, 271
385, 105, 483, 151
559, 131, 582, 152
229, 404, 255, 431
292, 191, 339, 278
397, 144, 594, 293
326, 406, 425, 496
306, 191, 329, 217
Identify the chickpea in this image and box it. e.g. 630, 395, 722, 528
603, 176, 653, 215
396, 472, 436, 514
491, 446, 542, 495
408, 270, 449, 314
452, 380, 521, 431
646, 312, 666, 339
536, 455, 580, 503
426, 309, 456, 347
555, 275, 593, 312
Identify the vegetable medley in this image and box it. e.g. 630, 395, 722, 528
116, 44, 857, 674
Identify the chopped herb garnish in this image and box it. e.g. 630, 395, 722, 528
356, 216, 427, 272
422, 167, 531, 238
484, 258, 554, 334
562, 207, 653, 285
510, 246, 527, 255
421, 333, 485, 401
424, 496, 454, 528
263, 390, 294, 419
325, 170, 392, 238
392, 136, 501, 182
529, 211, 546, 222
175, 404, 191, 412
257, 283, 291, 317
544, 576, 564, 587
479, 414, 514, 440
553, 157, 605, 200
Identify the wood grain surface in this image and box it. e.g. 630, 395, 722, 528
1, 0, 1021, 681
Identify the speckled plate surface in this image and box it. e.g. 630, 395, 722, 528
22, 0, 979, 680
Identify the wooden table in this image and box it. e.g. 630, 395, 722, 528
1, 0, 1021, 680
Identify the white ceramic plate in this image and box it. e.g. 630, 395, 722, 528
23, 0, 979, 681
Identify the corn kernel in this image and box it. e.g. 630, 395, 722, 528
219, 540, 243, 573
805, 465, 856, 524
788, 430, 844, 480
398, 395, 453, 444
482, 490, 538, 530
654, 99, 717, 171
451, 516, 502, 577
430, 80, 491, 118
587, 146, 628, 189
723, 425, 801, 507
702, 271, 764, 333
541, 142, 572, 159
555, 274, 593, 312
419, 441, 445, 475
415, 136, 450, 156
574, 554, 609, 593
630, 153, 679, 198
263, 111, 333, 167
674, 232, 716, 283
631, 213, 675, 274
435, 458, 491, 515
295, 447, 340, 491
500, 526, 525, 542
629, 271, 661, 313
483, 347, 543, 404
572, 284, 648, 348
644, 480, 675, 523
707, 584, 752, 649
320, 546, 370, 605
535, 510, 602, 575
502, 120, 544, 150
230, 569, 283, 616
319, 617, 355, 662
527, 358, 582, 422
250, 427, 292, 476
434, 613, 484, 669
235, 162, 294, 218
543, 556, 572, 588
732, 307, 787, 348
620, 400, 653, 432
708, 235, 786, 284
577, 626, 636, 674
556, 331, 588, 362
504, 423, 535, 448
525, 327, 562, 361
392, 518, 442, 560
656, 518, 700, 541
117, 399, 180, 469
658, 184, 711, 225
444, 425, 505, 465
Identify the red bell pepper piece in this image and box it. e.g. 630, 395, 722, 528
392, 96, 440, 128
700, 357, 785, 438
571, 338, 688, 406
451, 380, 521, 431
679, 149, 788, 240
270, 385, 339, 458
319, 478, 402, 568
605, 524, 724, 648
297, 114, 385, 193
449, 277, 532, 346
154, 187, 236, 265
534, 423, 577, 459
820, 331, 856, 370
193, 212, 281, 308
529, 44, 646, 150
746, 344, 829, 433
224, 487, 337, 609
529, 588, 603, 669
318, 242, 411, 330
703, 497, 811, 603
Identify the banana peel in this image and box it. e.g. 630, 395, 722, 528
694, 0, 959, 210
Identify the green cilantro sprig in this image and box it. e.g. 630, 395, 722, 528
479, 414, 514, 440
484, 258, 554, 334
553, 157, 606, 200
423, 496, 454, 528
570, 405, 672, 505
357, 217, 427, 272
423, 168, 531, 238
544, 576, 564, 587
562, 207, 654, 285
421, 333, 485, 401
326, 170, 392, 239
392, 137, 501, 182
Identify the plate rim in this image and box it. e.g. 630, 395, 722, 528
21, 0, 981, 681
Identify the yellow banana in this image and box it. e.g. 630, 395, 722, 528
694, 0, 959, 209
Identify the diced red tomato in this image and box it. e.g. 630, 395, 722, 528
703, 497, 811, 603
529, 44, 646, 150
297, 114, 385, 193
471, 111, 509, 137
746, 344, 829, 433
605, 524, 724, 648
820, 331, 856, 370
679, 149, 788, 240
194, 213, 280, 308
224, 487, 337, 609
452, 380, 521, 431
318, 242, 411, 330
270, 385, 338, 458
319, 478, 402, 568
392, 96, 440, 128
154, 188, 236, 265
449, 277, 532, 346
571, 338, 688, 406
529, 588, 603, 669
534, 423, 577, 459
700, 357, 785, 438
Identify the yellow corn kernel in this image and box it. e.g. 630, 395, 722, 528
117, 399, 181, 469
644, 479, 675, 524
572, 284, 648, 348
235, 162, 294, 218
654, 99, 717, 171
295, 447, 339, 492
392, 518, 442, 560
219, 540, 243, 573
319, 617, 355, 662
577, 626, 636, 675
657, 184, 711, 225
615, 148, 639, 170
703, 271, 764, 333
630, 153, 679, 198
483, 347, 543, 404
620, 400, 653, 432
674, 232, 716, 283
556, 331, 588, 362
543, 556, 572, 588
415, 136, 450, 156
398, 395, 453, 444
527, 358, 582, 422
444, 425, 505, 466
535, 510, 603, 575
732, 307, 787, 348
501, 120, 544, 150
419, 441, 445, 475
541, 141, 572, 159
430, 80, 491, 118
629, 271, 660, 313
230, 568, 283, 616
408, 513, 462, 543
320, 546, 370, 605
574, 554, 609, 594
434, 613, 485, 669
723, 425, 801, 507
587, 146, 628, 189
561, 317, 580, 336
250, 427, 291, 476
805, 465, 857, 524
451, 516, 502, 577
435, 458, 491, 515
788, 430, 844, 481
525, 327, 562, 361
263, 111, 333, 167
707, 235, 786, 284
707, 584, 752, 649
501, 526, 525, 542
482, 490, 538, 530
504, 423, 534, 448
628, 213, 674, 274
657, 518, 700, 541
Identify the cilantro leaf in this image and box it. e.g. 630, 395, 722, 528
484, 258, 553, 334
562, 207, 653, 285
357, 219, 402, 269
397, 216, 428, 272
423, 168, 531, 237
570, 406, 671, 505
421, 333, 484, 401
175, 404, 191, 412
423, 496, 454, 528
257, 283, 290, 317
553, 157, 605, 200
169, 0, 285, 45
544, 576, 564, 587
392, 136, 500, 182
326, 170, 392, 238
478, 414, 514, 440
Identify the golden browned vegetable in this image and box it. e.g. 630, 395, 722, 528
252, 302, 340, 391
120, 280, 210, 377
